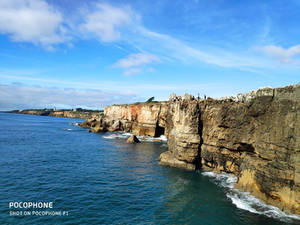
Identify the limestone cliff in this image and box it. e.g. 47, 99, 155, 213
159, 94, 201, 170
103, 103, 168, 136
78, 83, 300, 215
159, 84, 300, 214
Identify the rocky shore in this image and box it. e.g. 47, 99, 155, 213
78, 83, 300, 215
11, 109, 103, 120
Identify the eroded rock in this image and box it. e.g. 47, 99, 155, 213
158, 84, 300, 214
127, 135, 140, 143
104, 103, 168, 137
92, 126, 107, 133
77, 83, 300, 214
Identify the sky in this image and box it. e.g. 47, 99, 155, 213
0, 0, 300, 110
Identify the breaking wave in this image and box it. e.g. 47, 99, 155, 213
202, 171, 300, 223
63, 128, 73, 131
69, 122, 79, 126
137, 135, 168, 142
103, 132, 132, 139
103, 132, 167, 142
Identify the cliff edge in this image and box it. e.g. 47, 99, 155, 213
159, 84, 300, 214
79, 83, 300, 215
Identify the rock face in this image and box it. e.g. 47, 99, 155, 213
78, 103, 168, 138
77, 83, 300, 215
104, 103, 168, 137
159, 94, 201, 170
159, 84, 300, 215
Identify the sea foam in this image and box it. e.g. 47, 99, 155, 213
103, 132, 167, 142
202, 171, 300, 222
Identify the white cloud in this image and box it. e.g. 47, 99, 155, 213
80, 3, 133, 42
0, 1, 294, 72
114, 53, 161, 75
0, 1, 134, 46
0, 0, 68, 48
114, 53, 160, 68
257, 45, 300, 63
0, 84, 139, 110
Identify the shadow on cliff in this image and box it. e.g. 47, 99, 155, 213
195, 102, 203, 171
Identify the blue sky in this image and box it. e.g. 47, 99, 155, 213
0, 0, 300, 110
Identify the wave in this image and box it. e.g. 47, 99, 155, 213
202, 171, 300, 222
137, 135, 167, 142
103, 132, 132, 139
63, 128, 73, 131
103, 132, 167, 142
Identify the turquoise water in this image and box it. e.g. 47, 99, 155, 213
0, 112, 298, 225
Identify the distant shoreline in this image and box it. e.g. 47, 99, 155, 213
7, 109, 103, 120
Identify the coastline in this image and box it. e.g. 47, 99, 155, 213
8, 109, 104, 120
78, 83, 300, 215
7, 83, 300, 216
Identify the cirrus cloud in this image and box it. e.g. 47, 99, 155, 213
113, 53, 161, 75
256, 45, 300, 63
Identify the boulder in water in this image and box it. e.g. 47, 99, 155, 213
126, 135, 140, 143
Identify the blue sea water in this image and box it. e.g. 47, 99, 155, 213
0, 112, 299, 225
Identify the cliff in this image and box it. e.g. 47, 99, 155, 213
160, 84, 300, 215
104, 103, 168, 136
79, 84, 300, 215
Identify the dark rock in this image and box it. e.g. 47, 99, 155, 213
126, 135, 140, 143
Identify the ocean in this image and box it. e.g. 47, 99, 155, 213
0, 112, 299, 225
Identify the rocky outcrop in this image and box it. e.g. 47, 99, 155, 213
44, 83, 300, 215
103, 103, 168, 137
78, 117, 107, 133
77, 103, 168, 137
159, 94, 201, 170
127, 135, 141, 143
159, 84, 300, 215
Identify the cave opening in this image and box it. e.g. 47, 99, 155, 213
237, 143, 255, 153
155, 125, 165, 137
